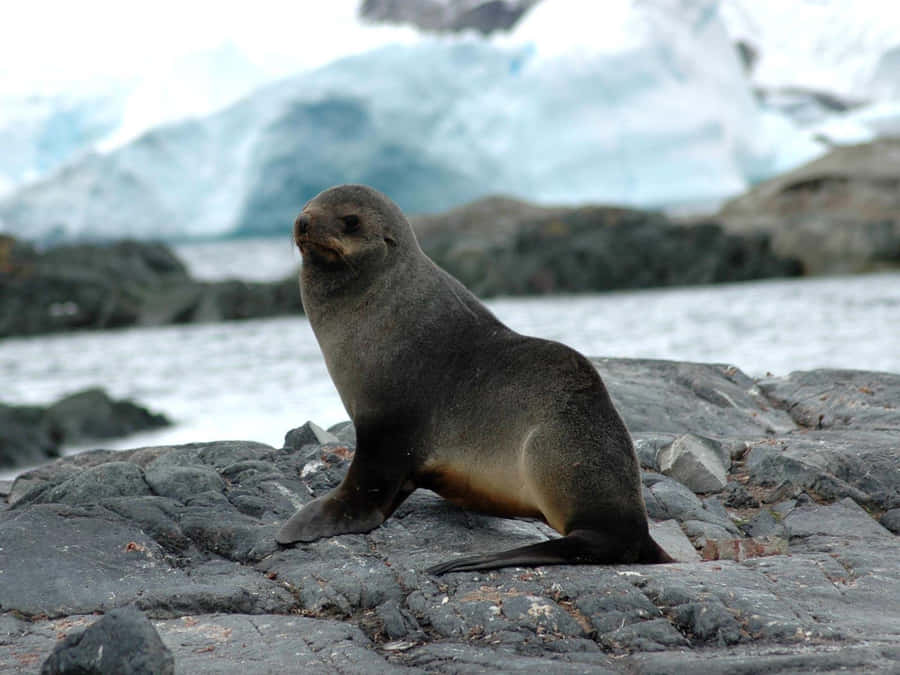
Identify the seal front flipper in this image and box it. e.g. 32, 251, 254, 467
276, 424, 415, 545
276, 490, 385, 544
276, 474, 413, 544
427, 529, 673, 575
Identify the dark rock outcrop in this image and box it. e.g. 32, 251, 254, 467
0, 236, 301, 337
0, 388, 169, 470
415, 198, 802, 296
720, 138, 900, 274
40, 606, 174, 675
360, 0, 540, 35
2, 193, 806, 337
2, 361, 898, 673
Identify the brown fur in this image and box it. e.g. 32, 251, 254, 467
276, 184, 674, 573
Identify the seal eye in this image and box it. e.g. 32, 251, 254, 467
342, 215, 360, 233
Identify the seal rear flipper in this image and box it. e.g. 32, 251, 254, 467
427, 529, 672, 575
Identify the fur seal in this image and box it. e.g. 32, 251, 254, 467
276, 184, 673, 573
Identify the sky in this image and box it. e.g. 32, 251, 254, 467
0, 0, 420, 97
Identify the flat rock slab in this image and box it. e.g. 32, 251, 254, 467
758, 368, 900, 430
2, 361, 898, 673
592, 358, 795, 439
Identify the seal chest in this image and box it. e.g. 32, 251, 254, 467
277, 184, 673, 573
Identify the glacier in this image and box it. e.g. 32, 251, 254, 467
2, 0, 900, 242
0, 0, 771, 241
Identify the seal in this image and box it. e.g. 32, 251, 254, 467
276, 184, 673, 573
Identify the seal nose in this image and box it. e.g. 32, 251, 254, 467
295, 213, 310, 236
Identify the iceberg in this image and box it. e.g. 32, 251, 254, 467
6, 0, 899, 243
1, 0, 775, 242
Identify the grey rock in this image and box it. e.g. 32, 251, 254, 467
593, 358, 795, 439
671, 600, 743, 645
419, 201, 801, 298
41, 606, 173, 675
746, 430, 898, 509
720, 138, 900, 274
284, 421, 336, 449
783, 497, 894, 542
37, 461, 152, 506
681, 520, 735, 548
598, 618, 689, 652
327, 420, 357, 445
0, 503, 292, 619
405, 643, 620, 673
376, 599, 421, 640
642, 473, 738, 534
500, 594, 584, 637
649, 519, 701, 563
720, 481, 760, 508
628, 643, 900, 675
1, 362, 899, 673
701, 495, 730, 522
881, 508, 900, 534
0, 388, 169, 471
0, 402, 60, 469
43, 388, 170, 445
745, 509, 790, 538
657, 433, 729, 493
144, 464, 226, 501
632, 432, 677, 472
757, 368, 900, 430
307, 421, 340, 445
100, 496, 192, 553
0, 236, 301, 339
360, 0, 540, 35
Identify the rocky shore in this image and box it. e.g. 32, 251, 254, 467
0, 201, 801, 338
2, 360, 897, 673
719, 139, 900, 275
0, 235, 301, 338
9, 135, 900, 339
0, 388, 170, 470
415, 198, 801, 297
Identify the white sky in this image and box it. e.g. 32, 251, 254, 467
0, 0, 420, 96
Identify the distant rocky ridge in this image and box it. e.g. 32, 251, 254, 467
415, 198, 801, 296
719, 138, 900, 274
0, 198, 801, 338
2, 360, 898, 673
0, 388, 169, 470
0, 235, 301, 338
359, 0, 540, 34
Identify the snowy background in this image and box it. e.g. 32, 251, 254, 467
3, 0, 900, 242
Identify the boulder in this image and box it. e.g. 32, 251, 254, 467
720, 138, 900, 274
0, 389, 169, 471
417, 200, 802, 297
41, 606, 174, 675
0, 236, 302, 338
657, 433, 729, 494
360, 0, 540, 35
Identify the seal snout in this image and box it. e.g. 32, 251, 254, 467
293, 207, 346, 263
294, 212, 311, 239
